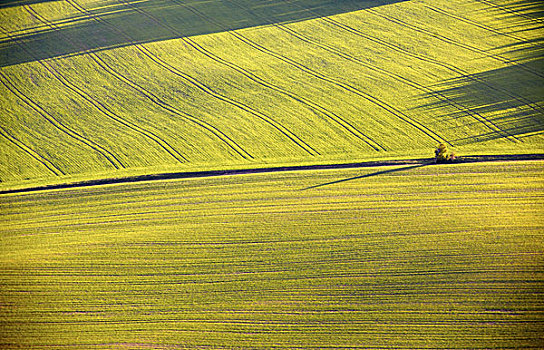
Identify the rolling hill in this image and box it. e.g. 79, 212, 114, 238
1, 0, 543, 348
0, 0, 542, 184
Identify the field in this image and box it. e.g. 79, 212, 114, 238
0, 0, 543, 184
1, 161, 543, 348
1, 0, 544, 348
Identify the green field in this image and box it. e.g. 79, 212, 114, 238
1, 0, 543, 348
1, 161, 543, 348
0, 0, 543, 184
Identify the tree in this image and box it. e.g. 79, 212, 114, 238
435, 143, 456, 163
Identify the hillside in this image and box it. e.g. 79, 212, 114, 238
1, 161, 543, 348
0, 0, 542, 184
1, 1, 543, 348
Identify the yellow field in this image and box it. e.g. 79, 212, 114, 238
1, 0, 543, 348
0, 0, 542, 184
1, 161, 543, 348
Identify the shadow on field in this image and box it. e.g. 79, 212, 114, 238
419, 57, 544, 145
1, 154, 543, 195
304, 163, 429, 190
0, 0, 57, 9
494, 0, 544, 22
0, 0, 406, 67
417, 0, 544, 146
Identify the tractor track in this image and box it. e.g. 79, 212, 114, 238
363, 6, 544, 120
66, 0, 313, 157
173, 1, 447, 146
365, 7, 544, 79
65, 0, 254, 160
170, 0, 385, 152
312, 13, 529, 142
473, 0, 544, 25
111, 0, 319, 157
0, 125, 65, 176
228, 0, 515, 144
26, 4, 254, 162
0, 68, 124, 170
22, 5, 189, 164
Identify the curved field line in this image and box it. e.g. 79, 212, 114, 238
0, 71, 123, 169
26, 6, 190, 163
66, 0, 313, 157
5, 9, 188, 166
23, 5, 190, 163
365, 7, 544, 81
227, 0, 516, 144
64, 0, 256, 159
174, 2, 447, 146
420, 5, 544, 126
168, 0, 384, 152
363, 7, 544, 116
474, 0, 544, 24
52, 0, 253, 162
423, 4, 527, 41
312, 14, 527, 143
0, 125, 65, 176
110, 0, 318, 156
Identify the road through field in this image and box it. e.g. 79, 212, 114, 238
1, 161, 542, 348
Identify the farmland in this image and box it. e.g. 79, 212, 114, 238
1, 161, 543, 348
1, 0, 543, 348
0, 0, 542, 184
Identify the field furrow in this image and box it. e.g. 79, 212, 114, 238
0, 125, 64, 176
174, 0, 385, 152
68, 0, 315, 158
1, 161, 542, 348
116, 0, 320, 156
226, 26, 445, 147
0, 70, 124, 170
363, 6, 544, 117
233, 0, 517, 146
311, 14, 531, 144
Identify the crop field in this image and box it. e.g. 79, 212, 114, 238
0, 161, 543, 348
0, 0, 543, 184
1, 0, 543, 348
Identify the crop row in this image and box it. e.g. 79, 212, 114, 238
0, 0, 542, 182
1, 161, 543, 348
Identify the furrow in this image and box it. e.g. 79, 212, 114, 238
5, 9, 189, 167
474, 0, 544, 24
174, 0, 384, 151
65, 0, 253, 160
0, 125, 65, 176
420, 4, 544, 128
423, 4, 525, 41
113, 0, 318, 156
364, 7, 544, 115
0, 70, 123, 170
24, 5, 190, 163
180, 3, 446, 145
228, 0, 511, 144
365, 7, 544, 79
314, 15, 523, 143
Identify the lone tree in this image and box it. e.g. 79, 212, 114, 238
435, 143, 456, 163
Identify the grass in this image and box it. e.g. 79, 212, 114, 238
0, 0, 542, 183
1, 0, 543, 348
1, 161, 543, 348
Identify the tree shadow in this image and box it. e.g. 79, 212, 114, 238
0, 0, 57, 9
493, 0, 544, 22
413, 0, 544, 145
304, 163, 429, 190
0, 0, 406, 67
417, 38, 543, 145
